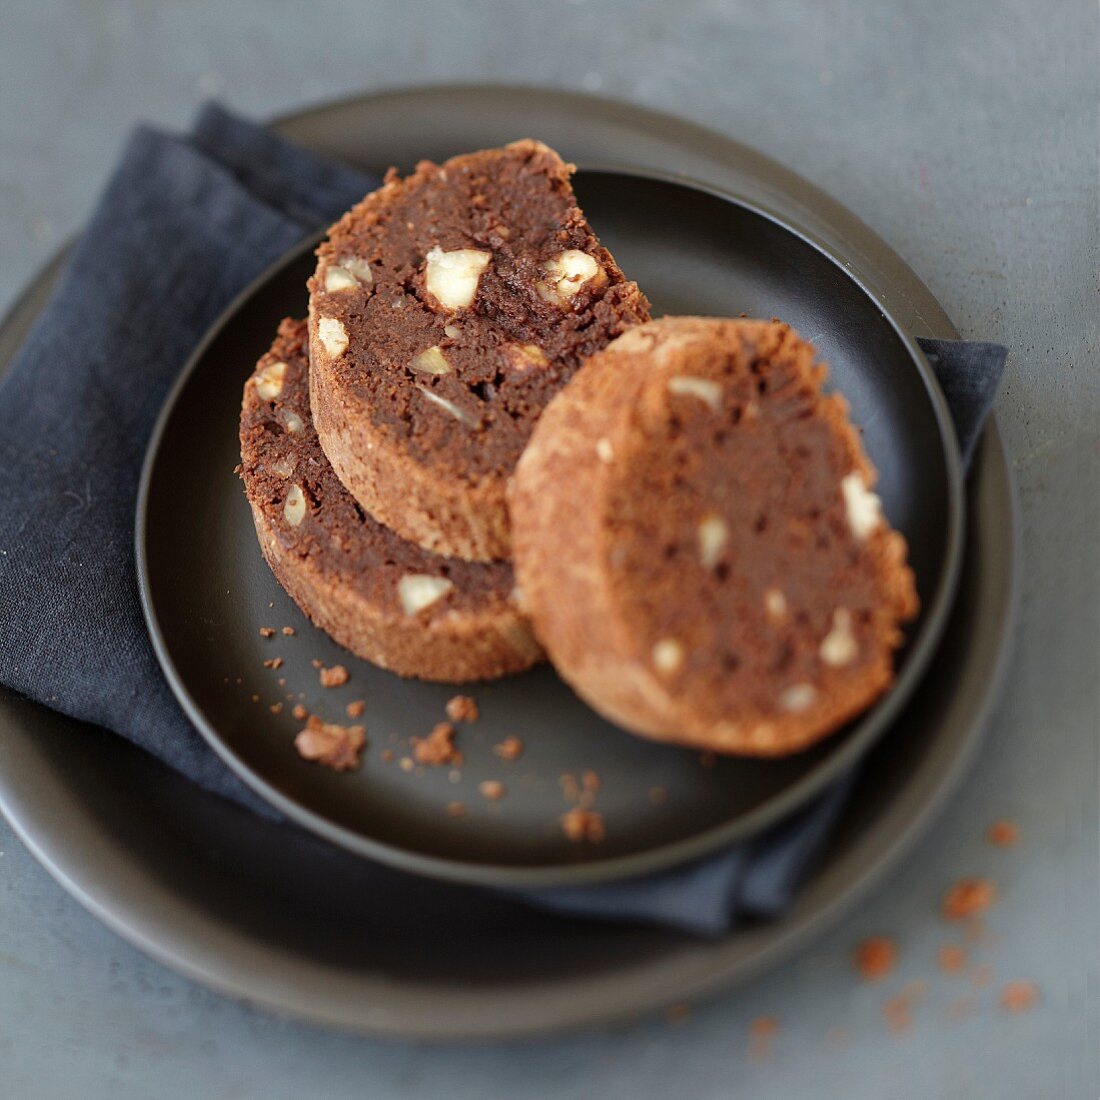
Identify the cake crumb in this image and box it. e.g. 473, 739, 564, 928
399, 756, 414, 772
346, 700, 366, 719
560, 806, 604, 842
258, 627, 275, 638
479, 779, 506, 801
943, 878, 997, 920
269, 702, 283, 715
412, 722, 461, 765
854, 937, 897, 982
291, 704, 308, 721
987, 820, 1019, 847
250, 693, 259, 704
559, 773, 580, 803
311, 658, 323, 669
277, 677, 286, 687
648, 786, 668, 805
664, 1002, 690, 1026
999, 981, 1038, 1014
937, 944, 967, 974
493, 735, 524, 761
446, 801, 466, 818
294, 716, 365, 771
263, 657, 283, 670
319, 663, 349, 688
748, 1016, 779, 1061
281, 626, 296, 636
445, 694, 479, 723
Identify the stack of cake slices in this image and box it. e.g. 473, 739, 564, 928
239, 140, 918, 757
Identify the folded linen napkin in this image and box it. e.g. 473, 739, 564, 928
0, 105, 1007, 935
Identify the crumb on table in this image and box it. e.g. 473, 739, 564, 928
560, 806, 604, 842
259, 627, 275, 638
263, 657, 283, 670
412, 721, 461, 765
942, 878, 997, 920
346, 699, 366, 719
479, 779, 506, 802
291, 703, 308, 721
854, 937, 897, 982
281, 626, 296, 636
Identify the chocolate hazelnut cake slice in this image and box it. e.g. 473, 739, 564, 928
307, 140, 650, 563
239, 319, 542, 683
509, 318, 919, 756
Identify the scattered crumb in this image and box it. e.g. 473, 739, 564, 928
258, 627, 275, 638
479, 780, 506, 802
269, 702, 283, 715
854, 937, 897, 982
250, 694, 259, 704
319, 664, 350, 688
987, 820, 1019, 847
942, 878, 997, 921
277, 677, 286, 687
938, 944, 968, 974
664, 1002, 690, 1026
281, 626, 296, 636
294, 716, 365, 771
291, 704, 308, 721
311, 659, 323, 669
399, 757, 414, 772
412, 721, 461, 765
999, 981, 1038, 1014
970, 963, 993, 989
560, 806, 604, 842
446, 801, 466, 818
559, 773, 580, 803
648, 786, 668, 805
699, 751, 717, 768
268, 601, 274, 608
947, 996, 976, 1020
445, 694, 479, 723
748, 1016, 779, 1061
883, 994, 914, 1035
381, 749, 394, 763
493, 735, 524, 761
263, 657, 283, 670
346, 700, 366, 719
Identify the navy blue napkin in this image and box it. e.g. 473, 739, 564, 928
0, 106, 1007, 936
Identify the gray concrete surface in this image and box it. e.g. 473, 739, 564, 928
1, 1, 1097, 1096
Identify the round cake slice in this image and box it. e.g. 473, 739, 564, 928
307, 139, 650, 563
239, 318, 542, 683
509, 317, 919, 756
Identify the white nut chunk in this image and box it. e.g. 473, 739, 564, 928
415, 385, 480, 428
281, 409, 304, 434
764, 587, 788, 621
317, 316, 349, 357
398, 574, 455, 616
667, 375, 723, 412
820, 608, 858, 667
324, 266, 359, 293
697, 514, 729, 569
283, 484, 307, 528
841, 472, 882, 539
779, 682, 818, 712
595, 437, 615, 463
254, 360, 287, 401
652, 637, 685, 674
409, 345, 452, 376
537, 249, 604, 304
424, 247, 491, 311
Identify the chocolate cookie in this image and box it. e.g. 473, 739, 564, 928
509, 317, 919, 756
239, 319, 542, 683
307, 140, 650, 562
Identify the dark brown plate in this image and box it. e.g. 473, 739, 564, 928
135, 164, 962, 886
0, 87, 1017, 1037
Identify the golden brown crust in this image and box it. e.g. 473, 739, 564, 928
509, 317, 919, 756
